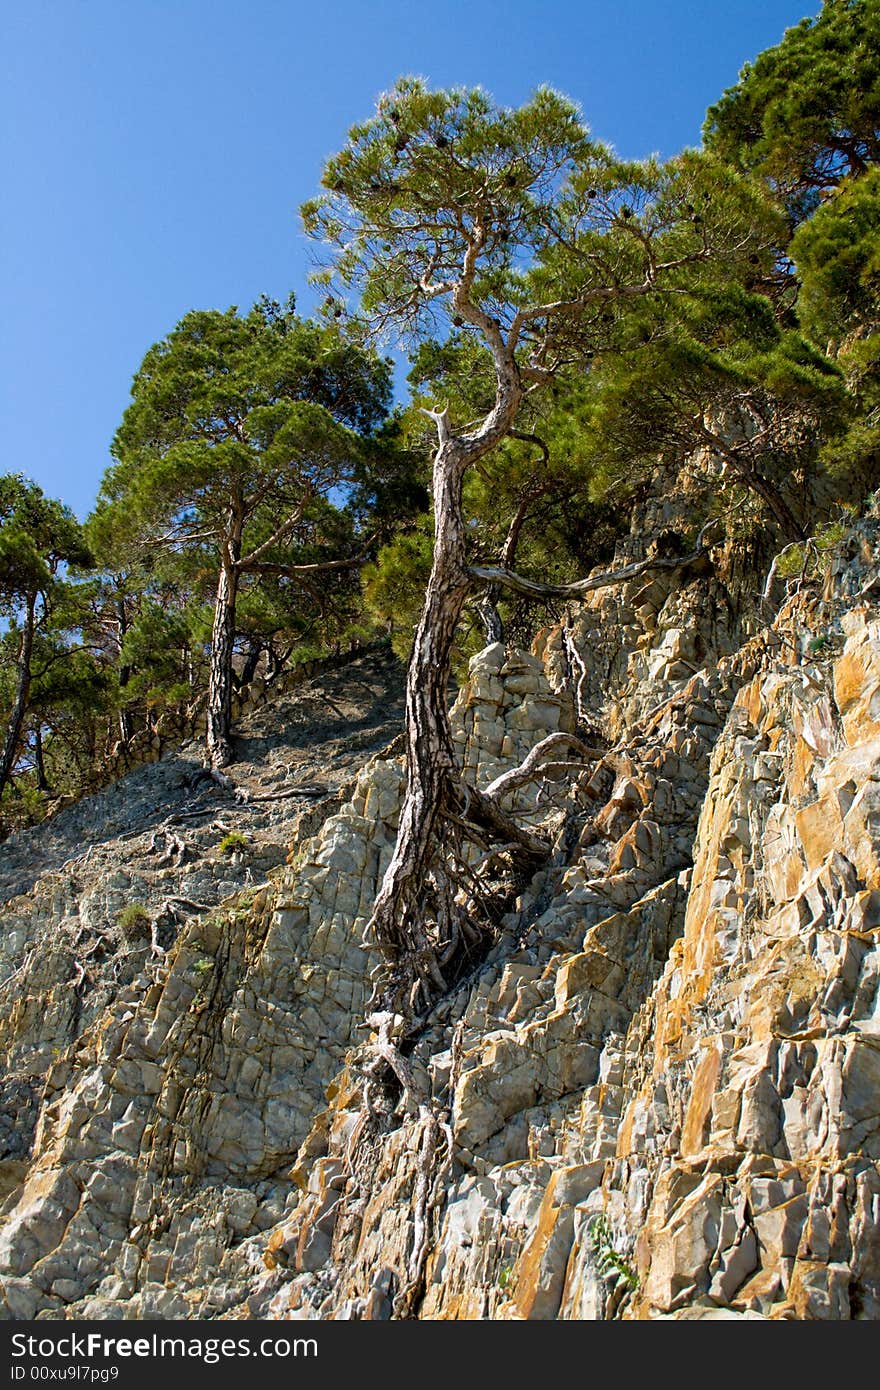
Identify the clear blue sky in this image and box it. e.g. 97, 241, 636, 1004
2, 0, 817, 519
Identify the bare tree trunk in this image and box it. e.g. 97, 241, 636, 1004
364, 283, 530, 1016
476, 594, 504, 644
237, 634, 263, 691
361, 221, 724, 1022
0, 592, 36, 798
34, 724, 51, 792
115, 595, 134, 745
206, 562, 239, 769
367, 439, 472, 1010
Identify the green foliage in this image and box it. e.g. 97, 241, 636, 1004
306, 78, 793, 658
117, 903, 152, 939
565, 280, 847, 539
704, 0, 880, 212
361, 522, 434, 661
117, 596, 200, 708
0, 475, 92, 614
792, 170, 880, 344
774, 518, 849, 580
218, 830, 248, 856
0, 475, 97, 818
305, 79, 781, 367
6, 13, 880, 834
589, 1214, 639, 1292
97, 297, 391, 562
791, 171, 880, 496
91, 297, 397, 764
1, 782, 47, 832
303, 79, 595, 344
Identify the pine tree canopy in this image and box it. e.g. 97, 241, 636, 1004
94, 297, 393, 566
704, 0, 880, 214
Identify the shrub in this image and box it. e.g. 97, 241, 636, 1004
589, 1214, 639, 1292
117, 903, 152, 941
218, 830, 248, 856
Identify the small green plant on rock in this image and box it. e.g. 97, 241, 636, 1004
774, 521, 848, 583
589, 1213, 639, 1292
117, 903, 152, 941
218, 830, 248, 856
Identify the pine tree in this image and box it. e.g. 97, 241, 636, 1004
704, 0, 880, 217
0, 475, 92, 801
304, 79, 779, 1021
791, 168, 880, 494
92, 296, 392, 768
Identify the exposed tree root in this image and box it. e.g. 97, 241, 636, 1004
365, 1010, 425, 1114
207, 766, 250, 802
148, 827, 188, 868
393, 1020, 465, 1319
364, 730, 605, 1033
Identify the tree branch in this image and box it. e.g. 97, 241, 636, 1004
467, 518, 720, 601
482, 731, 602, 801
419, 405, 452, 446
243, 539, 376, 579
238, 502, 307, 568
463, 783, 550, 860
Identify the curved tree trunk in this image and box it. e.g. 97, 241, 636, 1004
0, 592, 36, 798
367, 439, 472, 1008
706, 424, 806, 544
206, 562, 239, 769
744, 470, 805, 543
364, 285, 527, 1017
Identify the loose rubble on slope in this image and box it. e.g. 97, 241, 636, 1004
1, 517, 879, 1321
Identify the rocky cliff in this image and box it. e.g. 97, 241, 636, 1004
1, 516, 879, 1321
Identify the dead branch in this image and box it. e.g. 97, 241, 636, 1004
467, 517, 720, 602
158, 896, 213, 916
238, 784, 329, 804
482, 731, 601, 801
464, 783, 551, 860
762, 540, 802, 602
148, 827, 188, 868
563, 619, 593, 726
463, 841, 522, 878
0, 947, 37, 994
475, 594, 504, 645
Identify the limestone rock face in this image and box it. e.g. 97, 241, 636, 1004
3, 518, 880, 1322
262, 525, 880, 1324
0, 642, 574, 1318
613, 598, 880, 1320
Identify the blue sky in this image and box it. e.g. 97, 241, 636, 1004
2, 0, 817, 519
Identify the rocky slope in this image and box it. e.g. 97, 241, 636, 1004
1, 517, 879, 1321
